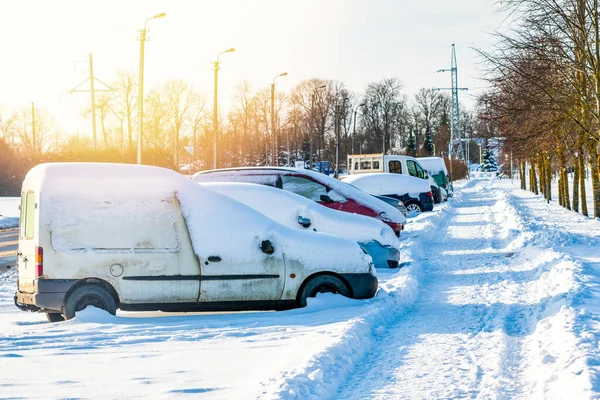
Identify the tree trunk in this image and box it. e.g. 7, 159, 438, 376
580, 153, 589, 216
573, 155, 580, 212
521, 161, 527, 190
588, 139, 600, 218
539, 155, 546, 198
531, 161, 539, 195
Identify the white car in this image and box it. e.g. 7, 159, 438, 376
201, 182, 402, 269
14, 163, 377, 322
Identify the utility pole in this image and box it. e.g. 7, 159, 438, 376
436, 44, 468, 179
70, 53, 112, 151
31, 102, 36, 155
213, 48, 235, 169
310, 85, 326, 170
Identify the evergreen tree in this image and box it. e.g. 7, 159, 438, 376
407, 132, 417, 157
424, 125, 434, 156
480, 146, 498, 172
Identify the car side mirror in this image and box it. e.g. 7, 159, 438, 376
261, 240, 275, 255
320, 194, 333, 203
297, 216, 311, 228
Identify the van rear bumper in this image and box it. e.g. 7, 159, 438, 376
15, 279, 77, 313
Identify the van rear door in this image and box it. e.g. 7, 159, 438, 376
18, 191, 37, 293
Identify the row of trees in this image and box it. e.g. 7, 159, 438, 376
480, 0, 600, 218
1, 71, 482, 196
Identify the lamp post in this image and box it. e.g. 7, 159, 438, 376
334, 97, 349, 178
213, 48, 235, 169
352, 103, 365, 155
271, 72, 287, 166
137, 12, 166, 165
310, 84, 327, 170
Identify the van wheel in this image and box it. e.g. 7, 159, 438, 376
46, 312, 65, 323
405, 201, 424, 213
62, 285, 117, 320
297, 275, 350, 307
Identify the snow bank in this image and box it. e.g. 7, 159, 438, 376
200, 182, 400, 248
266, 196, 453, 399
32, 163, 371, 273
343, 173, 431, 197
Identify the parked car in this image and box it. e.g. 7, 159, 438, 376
201, 182, 401, 269
192, 167, 407, 236
14, 163, 377, 322
342, 173, 434, 214
417, 157, 453, 198
373, 195, 408, 217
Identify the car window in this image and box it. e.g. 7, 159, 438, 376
389, 161, 402, 174
198, 172, 278, 187
282, 175, 330, 202
406, 160, 418, 177
414, 163, 426, 179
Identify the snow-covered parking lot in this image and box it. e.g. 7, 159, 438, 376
1, 178, 600, 399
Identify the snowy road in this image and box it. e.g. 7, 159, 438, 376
336, 179, 598, 399
1, 179, 599, 399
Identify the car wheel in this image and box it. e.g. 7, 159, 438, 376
62, 285, 117, 320
405, 201, 424, 213
297, 275, 351, 307
46, 312, 65, 323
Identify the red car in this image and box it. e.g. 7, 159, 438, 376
192, 167, 406, 236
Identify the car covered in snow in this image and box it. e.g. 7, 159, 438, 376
14, 163, 378, 322
342, 173, 434, 214
417, 156, 453, 198
192, 167, 407, 236
201, 182, 402, 269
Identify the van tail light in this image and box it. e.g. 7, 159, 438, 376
35, 246, 43, 277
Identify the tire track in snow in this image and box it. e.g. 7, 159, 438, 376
335, 179, 557, 399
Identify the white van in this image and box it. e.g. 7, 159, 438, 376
14, 163, 377, 322
347, 154, 443, 203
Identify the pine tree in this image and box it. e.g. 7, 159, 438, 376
424, 125, 434, 156
407, 132, 417, 157
480, 146, 498, 172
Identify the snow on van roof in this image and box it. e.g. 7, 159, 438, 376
416, 157, 448, 175
193, 167, 406, 224
32, 163, 370, 272
342, 173, 431, 196
201, 182, 400, 248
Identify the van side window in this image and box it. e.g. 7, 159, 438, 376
360, 161, 371, 170
354, 162, 359, 170
406, 160, 418, 177
389, 161, 402, 174
373, 161, 380, 169
24, 192, 35, 239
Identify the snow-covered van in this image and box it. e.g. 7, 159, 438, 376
417, 156, 453, 197
14, 163, 377, 322
347, 153, 443, 202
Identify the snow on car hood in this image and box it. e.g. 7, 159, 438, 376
200, 182, 400, 248
343, 173, 431, 196
32, 163, 371, 273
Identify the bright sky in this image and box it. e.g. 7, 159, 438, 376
0, 0, 506, 135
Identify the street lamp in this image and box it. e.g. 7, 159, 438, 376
310, 85, 327, 170
271, 72, 287, 166
352, 103, 365, 155
137, 12, 166, 165
213, 47, 235, 169
334, 97, 349, 178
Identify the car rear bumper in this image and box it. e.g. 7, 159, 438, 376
15, 279, 77, 313
340, 273, 378, 299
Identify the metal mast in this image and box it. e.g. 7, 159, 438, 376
436, 44, 468, 163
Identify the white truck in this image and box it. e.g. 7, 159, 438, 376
347, 153, 445, 203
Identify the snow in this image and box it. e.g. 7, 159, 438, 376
192, 167, 406, 225
342, 172, 431, 197
417, 157, 448, 175
1, 172, 600, 398
0, 197, 19, 229
32, 163, 371, 272
200, 182, 400, 248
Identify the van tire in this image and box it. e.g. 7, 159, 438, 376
297, 275, 350, 307
404, 201, 424, 213
46, 312, 65, 323
62, 285, 117, 320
